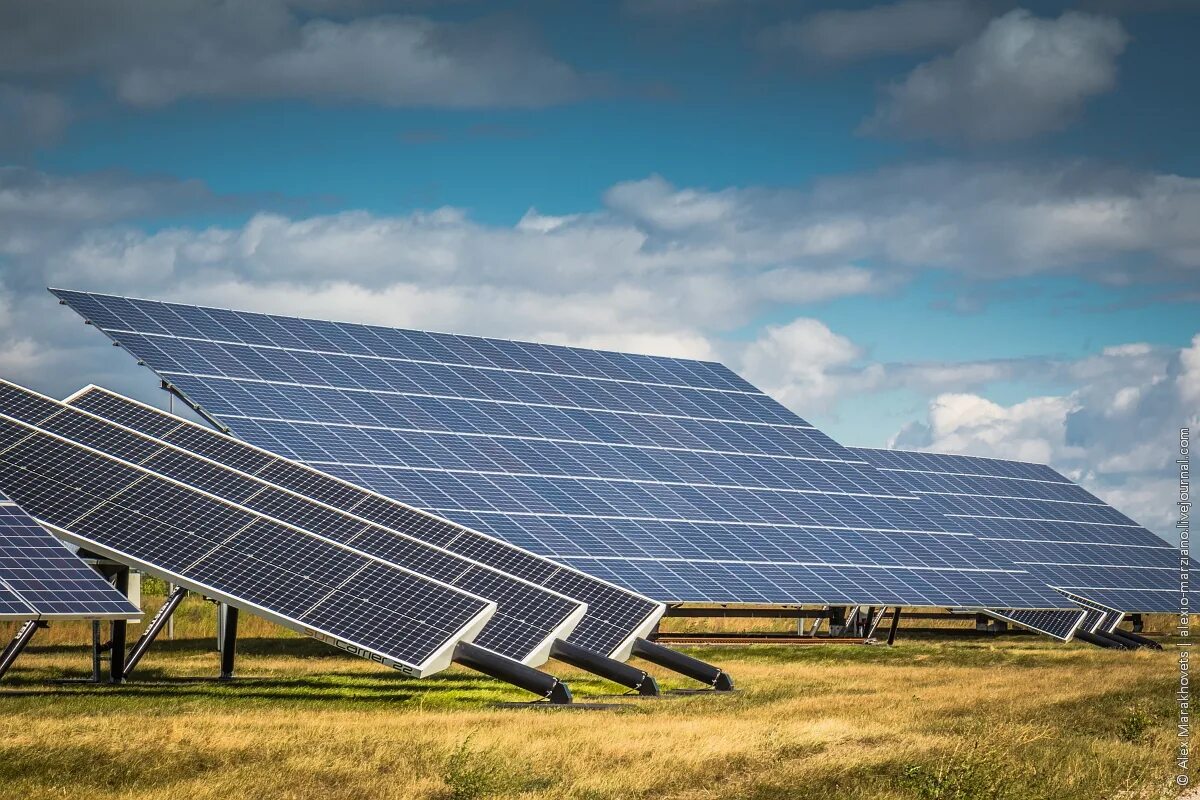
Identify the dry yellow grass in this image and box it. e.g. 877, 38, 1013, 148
0, 597, 1191, 800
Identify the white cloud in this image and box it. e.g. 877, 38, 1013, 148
0, 1, 592, 111
763, 0, 991, 62
866, 9, 1128, 142
741, 318, 875, 412
889, 340, 1200, 535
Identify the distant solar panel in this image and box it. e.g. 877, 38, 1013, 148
0, 490, 139, 620
66, 386, 663, 660
0, 403, 496, 677
54, 289, 1068, 610
854, 448, 1188, 614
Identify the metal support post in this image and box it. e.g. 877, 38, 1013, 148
550, 639, 659, 696
1106, 628, 1163, 650
453, 642, 572, 703
91, 620, 102, 682
887, 607, 902, 646
0, 620, 43, 681
109, 567, 129, 683
1074, 630, 1128, 649
865, 607, 887, 639
219, 605, 239, 680
124, 586, 187, 678
631, 637, 734, 691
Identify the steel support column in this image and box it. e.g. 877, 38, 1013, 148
109, 567, 129, 683
550, 638, 659, 696
124, 586, 187, 678
453, 642, 572, 703
632, 637, 734, 691
0, 620, 42, 681
218, 605, 238, 680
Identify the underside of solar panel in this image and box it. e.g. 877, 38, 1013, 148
51, 289, 1074, 612
0, 387, 498, 677
854, 448, 1191, 616
0, 490, 140, 621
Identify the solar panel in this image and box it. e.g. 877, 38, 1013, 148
1061, 591, 1125, 634
65, 386, 662, 660
0, 402, 496, 677
0, 384, 590, 667
982, 608, 1087, 641
0, 490, 140, 620
854, 448, 1190, 614
53, 289, 1068, 611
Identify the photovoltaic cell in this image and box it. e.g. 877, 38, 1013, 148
53, 289, 1069, 610
0, 398, 494, 675
854, 448, 1190, 614
66, 385, 661, 658
0, 489, 139, 620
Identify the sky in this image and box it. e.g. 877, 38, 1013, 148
0, 0, 1197, 538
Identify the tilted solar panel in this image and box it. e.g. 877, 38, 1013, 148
53, 289, 1068, 610
982, 608, 1088, 641
66, 386, 663, 660
854, 448, 1189, 614
0, 490, 139, 620
0, 398, 496, 677
9, 384, 589, 666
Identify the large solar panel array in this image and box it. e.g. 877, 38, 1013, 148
0, 489, 140, 621
0, 393, 497, 677
854, 448, 1188, 614
53, 290, 1070, 611
15, 384, 591, 666
65, 386, 664, 660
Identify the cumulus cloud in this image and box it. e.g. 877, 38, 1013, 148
0, 1, 593, 111
762, 0, 991, 62
866, 9, 1128, 142
891, 340, 1200, 535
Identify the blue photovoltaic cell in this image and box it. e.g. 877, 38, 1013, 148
854, 448, 1192, 614
0, 490, 139, 620
54, 290, 1071, 610
0, 396, 493, 672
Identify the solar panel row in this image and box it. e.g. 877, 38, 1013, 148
0, 402, 496, 676
855, 448, 1189, 615
0, 382, 590, 666
52, 289, 1072, 612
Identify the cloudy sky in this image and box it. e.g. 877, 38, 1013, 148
1, 0, 1197, 538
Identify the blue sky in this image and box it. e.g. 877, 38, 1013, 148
0, 0, 1197, 533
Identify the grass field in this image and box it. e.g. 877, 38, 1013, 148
0, 594, 1190, 800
